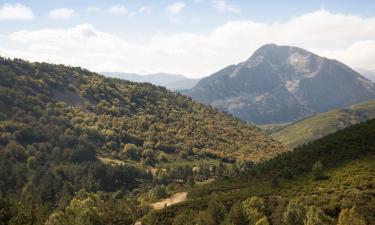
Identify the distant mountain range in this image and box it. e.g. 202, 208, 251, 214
268, 99, 375, 149
102, 72, 200, 90
186, 44, 375, 124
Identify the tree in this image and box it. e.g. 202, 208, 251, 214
312, 161, 325, 181
271, 176, 279, 188
45, 194, 102, 225
215, 162, 225, 177
186, 176, 195, 187
283, 199, 307, 225
337, 206, 367, 225
172, 210, 197, 225
207, 198, 227, 225
224, 201, 248, 225
243, 196, 266, 224
123, 144, 139, 160
197, 211, 215, 225
305, 206, 334, 225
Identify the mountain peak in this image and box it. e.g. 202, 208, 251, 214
188, 45, 375, 124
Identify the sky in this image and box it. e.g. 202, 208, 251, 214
0, 0, 375, 78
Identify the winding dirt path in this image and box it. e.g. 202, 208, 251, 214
151, 192, 188, 210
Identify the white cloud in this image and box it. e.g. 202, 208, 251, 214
2, 10, 375, 78
49, 8, 77, 19
87, 7, 102, 13
86, 5, 130, 15
138, 5, 154, 14
166, 2, 186, 15
212, 0, 240, 13
0, 3, 34, 20
108, 5, 128, 14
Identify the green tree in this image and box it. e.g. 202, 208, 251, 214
215, 162, 225, 177
243, 196, 266, 224
123, 144, 140, 160
207, 198, 227, 225
312, 161, 325, 181
186, 176, 195, 187
172, 210, 198, 225
283, 199, 307, 225
305, 206, 334, 225
45, 195, 102, 225
224, 201, 248, 225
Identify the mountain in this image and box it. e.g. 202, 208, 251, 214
0, 57, 285, 224
269, 99, 375, 149
102, 72, 200, 90
146, 118, 375, 224
186, 44, 375, 124
357, 68, 375, 82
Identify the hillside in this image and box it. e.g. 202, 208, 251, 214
145, 118, 375, 225
271, 99, 375, 149
0, 57, 283, 224
102, 72, 200, 90
186, 44, 375, 124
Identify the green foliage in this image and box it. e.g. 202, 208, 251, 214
123, 143, 140, 160
172, 210, 198, 225
270, 99, 375, 149
224, 201, 248, 225
312, 160, 325, 181
243, 196, 266, 224
148, 120, 375, 224
207, 198, 227, 225
305, 206, 334, 225
0, 57, 284, 224
283, 199, 307, 225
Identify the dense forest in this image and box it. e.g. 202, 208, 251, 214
145, 118, 375, 225
0, 57, 284, 224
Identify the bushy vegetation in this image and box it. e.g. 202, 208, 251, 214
0, 57, 284, 224
270, 99, 375, 149
144, 119, 375, 224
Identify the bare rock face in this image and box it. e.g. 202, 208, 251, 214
187, 44, 375, 124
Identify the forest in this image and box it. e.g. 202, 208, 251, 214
145, 118, 375, 225
0, 57, 283, 224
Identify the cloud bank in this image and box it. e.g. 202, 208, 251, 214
1, 10, 375, 78
0, 3, 34, 20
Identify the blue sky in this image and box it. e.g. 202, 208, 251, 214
0, 0, 375, 77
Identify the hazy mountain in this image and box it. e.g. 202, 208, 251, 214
102, 72, 200, 90
269, 99, 375, 149
187, 44, 375, 124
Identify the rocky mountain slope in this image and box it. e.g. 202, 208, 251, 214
187, 44, 375, 124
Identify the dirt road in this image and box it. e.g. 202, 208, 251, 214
151, 192, 188, 210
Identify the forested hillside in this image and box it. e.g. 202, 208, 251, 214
270, 99, 375, 149
0, 57, 283, 224
145, 119, 375, 225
